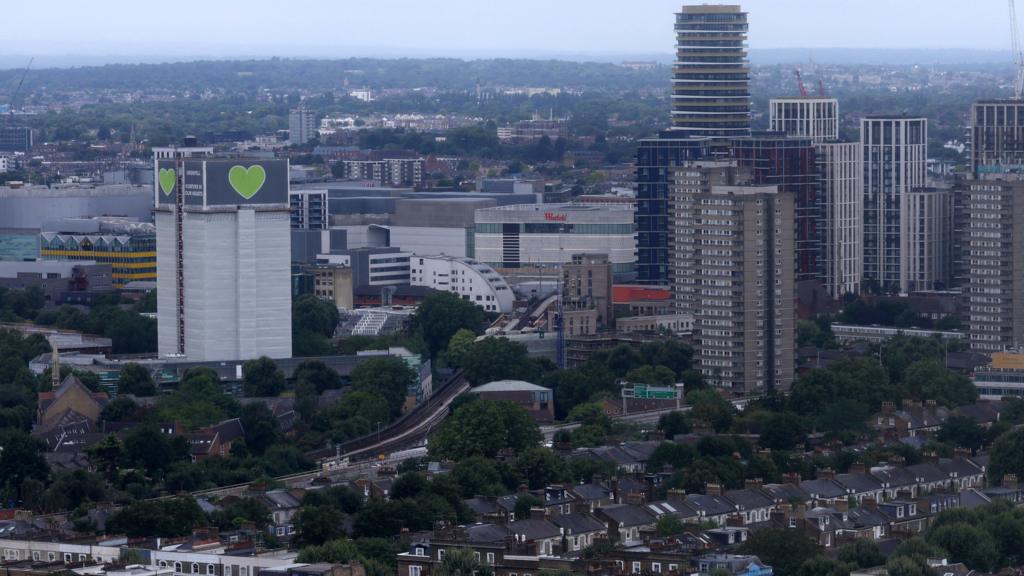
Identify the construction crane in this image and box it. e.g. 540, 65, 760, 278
1011, 0, 1024, 99
793, 69, 808, 97
7, 57, 33, 116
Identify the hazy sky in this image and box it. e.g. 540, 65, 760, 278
4, 0, 1017, 60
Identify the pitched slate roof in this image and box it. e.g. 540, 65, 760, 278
465, 497, 500, 516
799, 478, 848, 500
508, 518, 561, 541
937, 458, 984, 479
762, 483, 811, 504
600, 504, 657, 527
835, 473, 883, 495
549, 513, 606, 535
870, 466, 918, 488
846, 506, 889, 528
725, 488, 774, 510
684, 494, 736, 517
571, 483, 613, 502
906, 463, 947, 484
646, 500, 698, 520
466, 523, 512, 543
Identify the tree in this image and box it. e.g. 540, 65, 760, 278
430, 399, 542, 460
118, 363, 157, 396
936, 415, 986, 452
646, 442, 696, 473
444, 328, 477, 368
658, 411, 691, 437
989, 427, 1024, 485
107, 499, 205, 538
625, 365, 676, 386
239, 402, 281, 455
514, 447, 566, 489
293, 294, 340, 338
513, 494, 543, 521
294, 505, 348, 547
293, 360, 342, 393
0, 430, 49, 501
903, 360, 978, 407
461, 337, 540, 385
242, 356, 286, 397
885, 556, 933, 576
927, 522, 998, 572
412, 291, 486, 358
433, 547, 495, 576
796, 558, 850, 576
350, 357, 416, 418
687, 389, 734, 432
123, 425, 179, 476
759, 413, 807, 451
84, 434, 125, 478
450, 457, 507, 497
739, 529, 821, 576
100, 395, 139, 422
297, 538, 361, 563
837, 539, 885, 569
655, 515, 685, 536
38, 470, 106, 513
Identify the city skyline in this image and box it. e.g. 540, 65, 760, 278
3, 0, 1020, 66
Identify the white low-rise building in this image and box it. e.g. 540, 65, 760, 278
410, 255, 514, 313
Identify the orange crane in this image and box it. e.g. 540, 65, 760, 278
793, 69, 808, 97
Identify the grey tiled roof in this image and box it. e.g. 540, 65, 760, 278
600, 504, 657, 527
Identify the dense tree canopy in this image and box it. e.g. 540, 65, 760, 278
411, 291, 486, 358
430, 399, 542, 460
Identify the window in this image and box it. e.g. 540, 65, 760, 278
175, 563, 183, 573
49, 553, 56, 562
208, 565, 216, 575
486, 553, 495, 564
632, 562, 642, 574
409, 566, 422, 576
437, 549, 445, 560
79, 554, 87, 561
32, 552, 40, 561
669, 565, 678, 572
225, 566, 232, 576
652, 563, 662, 573
414, 547, 424, 557
474, 552, 481, 562
192, 564, 200, 574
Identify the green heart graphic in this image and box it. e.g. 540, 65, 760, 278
159, 168, 176, 196
228, 165, 266, 200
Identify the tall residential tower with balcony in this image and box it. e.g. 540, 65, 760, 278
672, 5, 751, 138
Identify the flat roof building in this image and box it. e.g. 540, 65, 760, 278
410, 255, 514, 314
156, 155, 292, 362
474, 203, 637, 282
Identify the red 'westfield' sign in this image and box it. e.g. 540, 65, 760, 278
544, 212, 567, 222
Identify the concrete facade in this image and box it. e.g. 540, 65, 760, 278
769, 97, 839, 144
681, 183, 796, 394
817, 141, 863, 297
962, 175, 1024, 352
562, 253, 615, 330
861, 116, 928, 293
971, 99, 1024, 174
475, 203, 636, 281
410, 255, 514, 313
